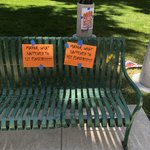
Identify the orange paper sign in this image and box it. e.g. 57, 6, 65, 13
64, 42, 97, 68
22, 44, 54, 68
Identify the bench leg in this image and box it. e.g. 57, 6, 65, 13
122, 124, 132, 150
122, 103, 143, 150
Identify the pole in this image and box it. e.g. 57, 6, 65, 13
76, 0, 95, 37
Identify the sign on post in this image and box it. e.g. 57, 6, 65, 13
81, 7, 94, 30
22, 44, 54, 68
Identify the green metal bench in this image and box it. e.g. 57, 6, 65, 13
0, 37, 143, 150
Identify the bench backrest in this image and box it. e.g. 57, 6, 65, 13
0, 37, 125, 92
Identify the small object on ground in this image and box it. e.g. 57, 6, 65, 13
125, 60, 142, 69
106, 54, 113, 63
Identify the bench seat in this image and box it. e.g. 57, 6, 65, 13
0, 86, 131, 130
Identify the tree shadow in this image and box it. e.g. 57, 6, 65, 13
54, 0, 150, 14
0, 3, 149, 63
120, 0, 150, 14
0, 4, 77, 36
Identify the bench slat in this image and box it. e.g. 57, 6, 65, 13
9, 94, 25, 130
11, 38, 20, 87
93, 88, 107, 127
88, 88, 100, 127
41, 87, 51, 129
82, 87, 92, 127
61, 89, 70, 127
55, 89, 64, 128
25, 88, 39, 129
100, 89, 115, 127
48, 87, 58, 128
1, 94, 18, 130
70, 88, 76, 127
112, 90, 130, 126
17, 94, 31, 129
77, 68, 84, 127
105, 88, 123, 126
4, 38, 14, 88
33, 89, 45, 129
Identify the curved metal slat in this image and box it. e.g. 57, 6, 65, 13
93, 88, 107, 127
99, 39, 115, 126
41, 87, 51, 129
82, 87, 92, 127
0, 38, 7, 96
25, 88, 39, 129
76, 68, 84, 127
1, 96, 18, 130
48, 87, 58, 128
105, 39, 123, 126
3, 38, 14, 88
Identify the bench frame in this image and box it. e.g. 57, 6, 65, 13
121, 48, 143, 150
0, 37, 143, 150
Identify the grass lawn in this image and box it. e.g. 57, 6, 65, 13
0, 0, 150, 118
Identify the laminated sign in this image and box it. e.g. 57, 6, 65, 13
64, 42, 97, 68
22, 44, 54, 68
81, 7, 94, 30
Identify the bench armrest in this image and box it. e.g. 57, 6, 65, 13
121, 49, 143, 121
122, 66, 143, 107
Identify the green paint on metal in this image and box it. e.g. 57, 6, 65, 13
55, 89, 64, 128
9, 94, 25, 130
82, 88, 92, 127
25, 88, 39, 129
88, 88, 100, 127
48, 88, 58, 128
41, 87, 51, 129
61, 89, 70, 127
70, 88, 76, 127
1, 95, 18, 130
0, 37, 143, 150
94, 88, 107, 127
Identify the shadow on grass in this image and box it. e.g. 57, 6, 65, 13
0, 4, 77, 36
0, 3, 149, 63
55, 0, 150, 14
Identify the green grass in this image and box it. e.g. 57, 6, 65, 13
0, 0, 150, 119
